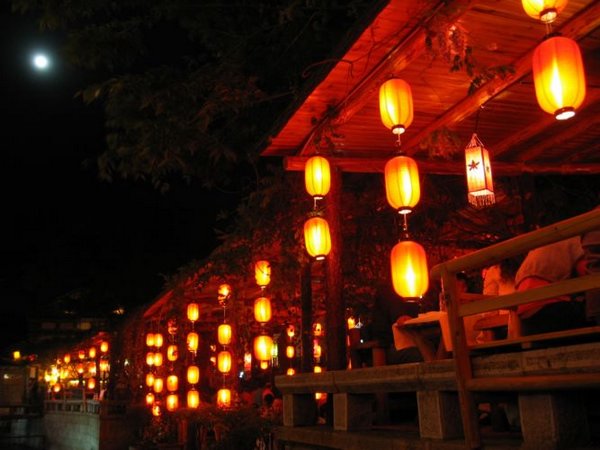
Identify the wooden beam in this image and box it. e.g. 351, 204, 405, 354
284, 155, 600, 175
494, 88, 600, 158
298, 0, 475, 156
403, 1, 600, 154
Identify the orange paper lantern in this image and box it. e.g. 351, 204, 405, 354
145, 373, 155, 388
167, 345, 178, 362
286, 345, 295, 359
305, 155, 331, 200
217, 351, 232, 373
254, 260, 272, 287
254, 297, 272, 323
153, 377, 164, 394
167, 375, 178, 392
100, 341, 109, 353
218, 324, 232, 346
88, 347, 96, 359
304, 217, 331, 260
145, 333, 155, 347
390, 240, 429, 299
154, 333, 164, 348
384, 155, 420, 214
287, 368, 296, 376
152, 403, 161, 417
166, 394, 179, 412
78, 350, 86, 360
187, 365, 200, 385
522, 0, 568, 23
87, 377, 96, 390
379, 78, 414, 135
64, 354, 71, 364
532, 36, 586, 120
187, 332, 199, 352
145, 392, 155, 406
187, 389, 200, 409
253, 335, 273, 362
187, 303, 199, 322
146, 352, 155, 367
218, 284, 232, 301
153, 352, 163, 367
260, 361, 269, 370
217, 388, 231, 408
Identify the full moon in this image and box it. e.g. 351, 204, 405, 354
32, 53, 50, 70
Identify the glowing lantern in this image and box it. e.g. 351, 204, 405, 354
78, 350, 86, 360
167, 375, 179, 392
99, 359, 109, 373
532, 36, 586, 120
287, 368, 296, 376
209, 356, 217, 366
152, 404, 161, 417
217, 388, 231, 408
313, 344, 322, 359
314, 366, 322, 373
286, 345, 295, 359
187, 332, 199, 352
100, 341, 109, 353
217, 351, 232, 373
313, 323, 323, 337
64, 354, 71, 364
260, 361, 269, 370
53, 384, 61, 393
13, 351, 21, 360
146, 352, 155, 366
87, 378, 96, 390
522, 0, 568, 23
304, 217, 331, 260
218, 324, 232, 346
254, 260, 272, 288
286, 325, 295, 339
154, 333, 164, 348
153, 352, 163, 367
167, 345, 178, 362
166, 394, 179, 412
146, 393, 155, 406
315, 392, 325, 400
218, 284, 232, 302
379, 78, 414, 135
244, 352, 252, 372
146, 373, 155, 388
254, 335, 273, 361
187, 303, 199, 323
465, 133, 495, 208
347, 317, 356, 329
305, 156, 331, 200
146, 333, 155, 347
88, 347, 96, 359
187, 389, 200, 409
153, 377, 164, 394
254, 297, 272, 323
390, 239, 429, 299
385, 155, 420, 214
76, 363, 85, 374
187, 365, 200, 385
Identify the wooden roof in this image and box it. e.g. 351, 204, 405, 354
261, 0, 600, 177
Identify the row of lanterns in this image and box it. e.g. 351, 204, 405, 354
252, 261, 275, 369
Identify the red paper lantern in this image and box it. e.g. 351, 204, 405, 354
384, 155, 420, 214
305, 156, 331, 200
390, 240, 429, 299
379, 78, 414, 135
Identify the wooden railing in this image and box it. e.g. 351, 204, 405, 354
430, 208, 600, 449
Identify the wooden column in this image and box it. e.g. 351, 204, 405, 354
325, 166, 346, 371
300, 262, 313, 373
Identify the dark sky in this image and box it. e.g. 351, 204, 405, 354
0, 6, 238, 352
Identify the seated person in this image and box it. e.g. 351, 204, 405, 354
582, 207, 600, 325
515, 235, 588, 335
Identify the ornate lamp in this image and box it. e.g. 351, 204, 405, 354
464, 133, 495, 208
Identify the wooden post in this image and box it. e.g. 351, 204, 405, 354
300, 262, 313, 373
325, 166, 346, 371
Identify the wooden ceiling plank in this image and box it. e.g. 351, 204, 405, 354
402, 1, 600, 155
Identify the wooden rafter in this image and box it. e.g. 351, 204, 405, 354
403, 1, 600, 155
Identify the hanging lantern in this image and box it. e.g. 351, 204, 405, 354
315, 392, 325, 400
260, 361, 269, 370
87, 378, 96, 390
146, 333, 156, 347
153, 352, 163, 367
313, 343, 322, 359
145, 393, 155, 406
187, 332, 199, 352
167, 345, 178, 362
314, 365, 322, 373
254, 335, 273, 362
218, 284, 232, 302
153, 378, 164, 394
305, 155, 331, 200
217, 388, 231, 408
64, 354, 71, 364
167, 318, 178, 335
187, 303, 199, 323
379, 78, 414, 135
154, 334, 164, 348
218, 324, 232, 346
100, 341, 109, 353
522, 0, 568, 23
76, 363, 84, 374
464, 133, 495, 208
286, 325, 295, 339
152, 403, 161, 417
88, 347, 96, 359
304, 217, 331, 260
167, 375, 178, 392
313, 323, 323, 337
384, 155, 420, 214
78, 350, 86, 360
286, 345, 295, 359
347, 317, 356, 329
99, 359, 109, 373
166, 394, 179, 412
145, 373, 155, 388
254, 260, 272, 288
53, 384, 61, 393
243, 352, 252, 372
533, 36, 586, 120
13, 351, 21, 361
146, 352, 155, 367
187, 365, 200, 385
187, 389, 200, 409
254, 297, 272, 324
287, 368, 296, 376
217, 351, 232, 374
390, 239, 429, 299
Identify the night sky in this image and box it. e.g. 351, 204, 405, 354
0, 6, 238, 352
